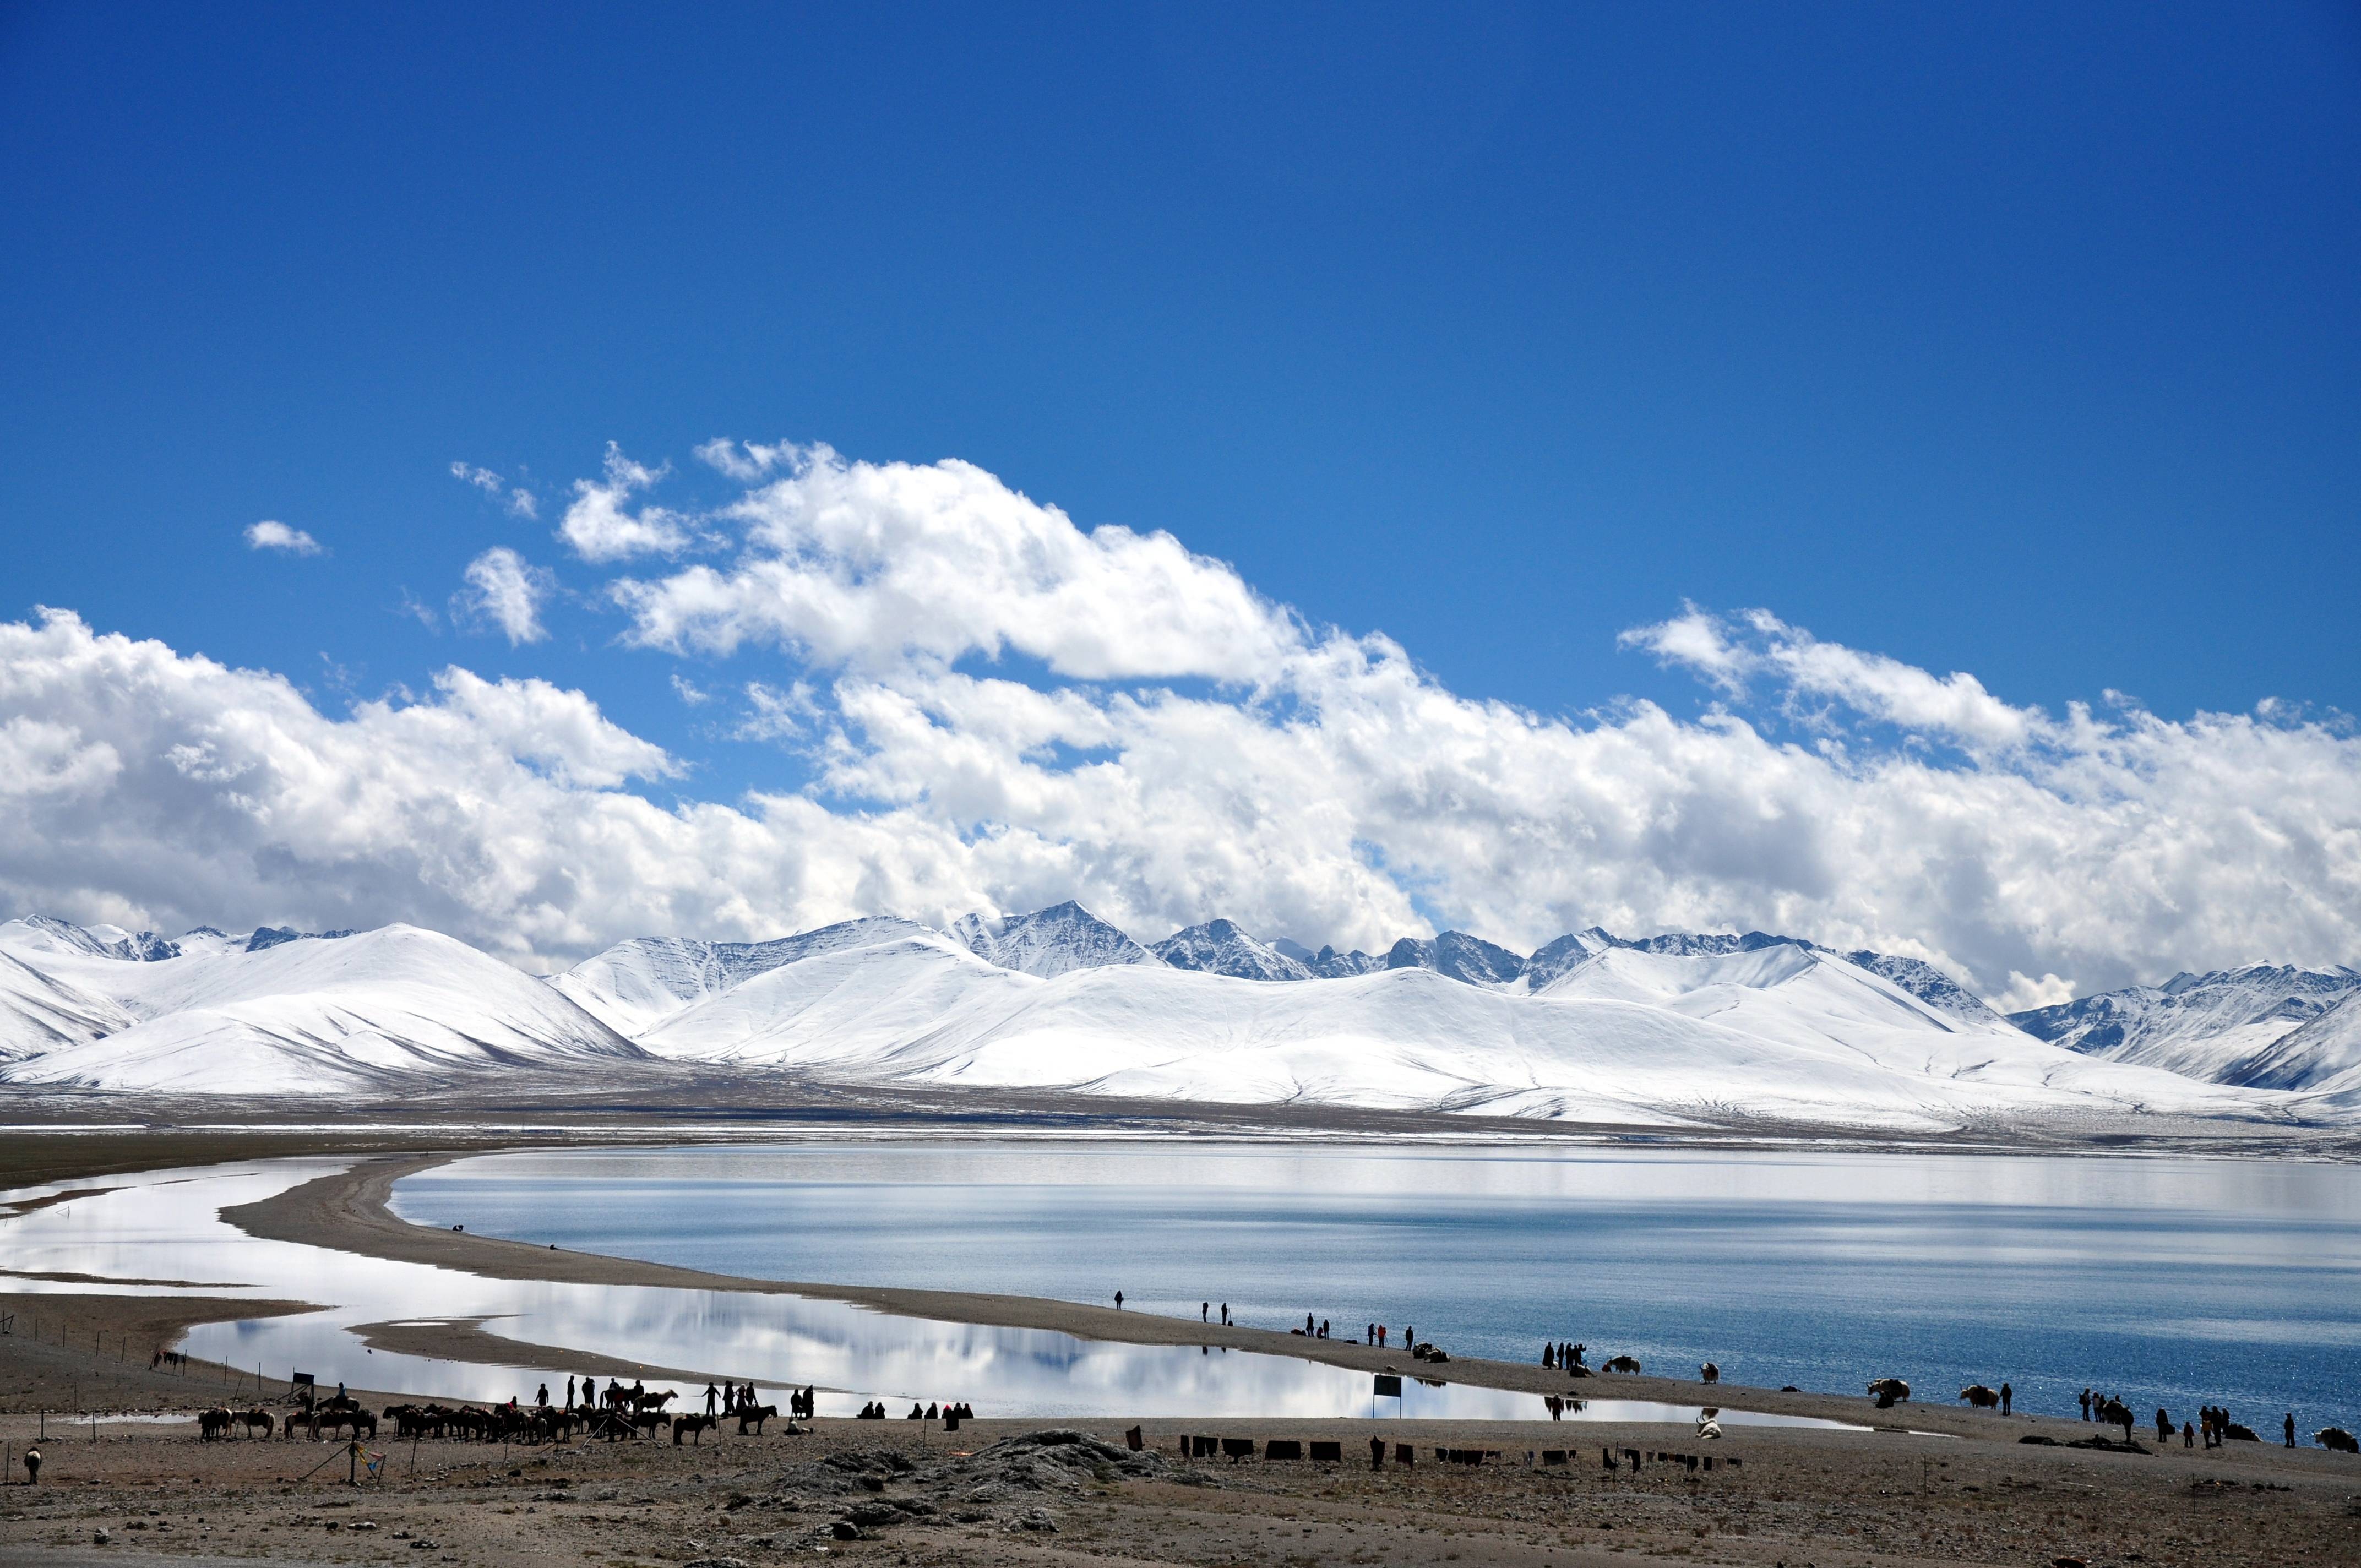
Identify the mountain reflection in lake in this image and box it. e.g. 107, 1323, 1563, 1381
394, 1140, 2361, 1430
0, 1158, 1835, 1424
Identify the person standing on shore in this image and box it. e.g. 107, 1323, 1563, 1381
2286, 1413, 2297, 1447
1201, 1302, 1209, 1323
704, 1383, 718, 1417
1220, 1303, 1229, 1326
2079, 1388, 2091, 1421
1114, 1291, 1124, 1310
2000, 1382, 2011, 1415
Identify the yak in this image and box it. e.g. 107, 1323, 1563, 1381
1699, 1362, 1720, 1385
1603, 1355, 1643, 1374
1959, 1384, 2000, 1409
1867, 1378, 1911, 1408
2316, 1427, 2359, 1454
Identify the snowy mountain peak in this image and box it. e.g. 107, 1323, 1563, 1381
1151, 919, 1313, 982
1385, 930, 1527, 987
950, 901, 1162, 979
2009, 962, 2361, 1085
246, 924, 358, 953
551, 916, 933, 1036
1523, 928, 1619, 990
1306, 945, 1385, 978
4, 915, 181, 962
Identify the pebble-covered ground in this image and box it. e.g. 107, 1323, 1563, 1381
2, 1406, 2357, 1568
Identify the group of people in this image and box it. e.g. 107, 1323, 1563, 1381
1539, 1341, 1586, 1370
700, 1380, 763, 1417
852, 1399, 973, 1422
2076, 1387, 2302, 1451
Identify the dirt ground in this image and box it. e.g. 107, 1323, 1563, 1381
2, 1401, 2358, 1568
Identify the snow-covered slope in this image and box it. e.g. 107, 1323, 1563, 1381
2211, 991, 2361, 1093
551, 917, 933, 1036
0, 905, 2346, 1127
950, 901, 1161, 978
1151, 919, 1313, 982
622, 922, 2284, 1130
2009, 963, 2361, 1084
0, 948, 137, 1061
0, 924, 641, 1094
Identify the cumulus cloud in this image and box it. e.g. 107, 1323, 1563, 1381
6, 446, 2359, 1001
244, 520, 322, 556
454, 547, 554, 645
558, 443, 697, 561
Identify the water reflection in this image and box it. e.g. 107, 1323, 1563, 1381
0, 1161, 1837, 1425
393, 1140, 2361, 1430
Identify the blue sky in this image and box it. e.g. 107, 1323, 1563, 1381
1, 3, 2357, 989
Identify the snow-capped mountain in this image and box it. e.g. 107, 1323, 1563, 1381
1304, 945, 1385, 978
578, 919, 2294, 1130
2008, 963, 2361, 1084
1, 903, 2352, 1128
949, 901, 1162, 978
1384, 931, 1527, 987
550, 917, 933, 1037
0, 922, 640, 1093
2216, 991, 2361, 1093
1151, 919, 1313, 982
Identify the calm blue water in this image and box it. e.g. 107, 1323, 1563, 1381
393, 1141, 2361, 1433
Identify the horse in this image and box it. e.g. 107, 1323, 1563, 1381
737, 1403, 779, 1434
1959, 1384, 2000, 1409
1699, 1362, 1720, 1385
2315, 1427, 2358, 1454
236, 1408, 274, 1439
1867, 1378, 1911, 1408
672, 1413, 716, 1445
1603, 1355, 1642, 1374
633, 1388, 679, 1413
198, 1407, 233, 1441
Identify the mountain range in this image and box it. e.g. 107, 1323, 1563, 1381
2, 903, 2355, 1129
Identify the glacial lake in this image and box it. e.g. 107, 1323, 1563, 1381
392, 1140, 2361, 1431
0, 1155, 1827, 1425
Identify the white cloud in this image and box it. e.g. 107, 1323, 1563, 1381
1625, 606, 2043, 750
7, 447, 2360, 1001
732, 680, 818, 743
558, 443, 696, 562
453, 548, 554, 645
453, 461, 540, 520
670, 673, 714, 706
244, 520, 322, 556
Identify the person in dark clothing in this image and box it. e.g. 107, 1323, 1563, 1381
704, 1383, 719, 1416
2079, 1387, 2092, 1421
1114, 1291, 1123, 1310
2183, 1420, 2194, 1448
1999, 1382, 2012, 1415
1220, 1303, 1229, 1326
1201, 1302, 1209, 1322
2286, 1412, 2297, 1447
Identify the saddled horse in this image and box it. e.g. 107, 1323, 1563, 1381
198, 1407, 234, 1441
235, 1408, 274, 1438
736, 1403, 779, 1434
672, 1413, 716, 1445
